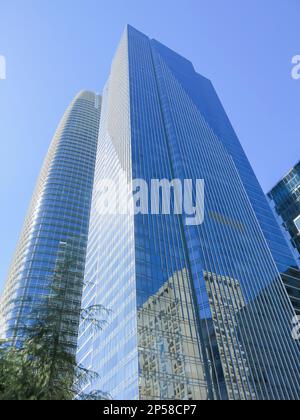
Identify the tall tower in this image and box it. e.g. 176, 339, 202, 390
77, 27, 300, 400
268, 161, 300, 315
0, 91, 101, 351
268, 161, 300, 259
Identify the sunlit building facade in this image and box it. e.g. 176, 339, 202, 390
203, 271, 256, 400
138, 269, 207, 400
0, 91, 101, 350
77, 26, 300, 400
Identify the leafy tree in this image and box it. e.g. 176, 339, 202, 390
0, 245, 110, 400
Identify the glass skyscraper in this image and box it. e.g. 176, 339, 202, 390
268, 161, 300, 315
0, 91, 101, 351
77, 26, 300, 400
268, 161, 300, 259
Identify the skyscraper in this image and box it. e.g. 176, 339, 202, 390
0, 91, 101, 351
268, 161, 300, 259
77, 26, 300, 400
268, 161, 300, 315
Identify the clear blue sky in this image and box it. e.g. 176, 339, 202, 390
0, 0, 299, 290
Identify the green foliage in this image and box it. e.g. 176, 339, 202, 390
0, 248, 110, 400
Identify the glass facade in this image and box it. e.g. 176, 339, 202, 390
295, 216, 300, 233
77, 26, 300, 400
268, 161, 300, 315
0, 91, 101, 351
268, 162, 300, 258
